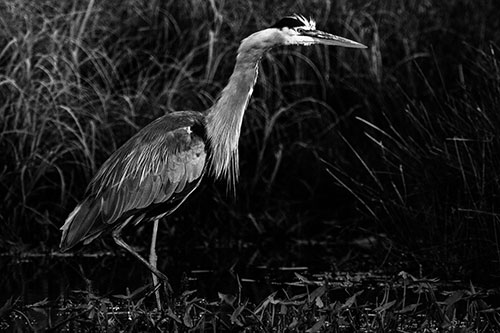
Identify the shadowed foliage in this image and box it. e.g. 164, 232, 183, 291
1, 0, 500, 292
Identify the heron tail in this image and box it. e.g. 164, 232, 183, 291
59, 199, 101, 251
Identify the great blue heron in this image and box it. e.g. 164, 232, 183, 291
60, 14, 366, 307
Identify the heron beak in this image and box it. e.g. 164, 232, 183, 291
301, 30, 367, 48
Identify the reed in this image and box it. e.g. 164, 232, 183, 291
1, 0, 499, 280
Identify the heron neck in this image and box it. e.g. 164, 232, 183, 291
206, 46, 262, 189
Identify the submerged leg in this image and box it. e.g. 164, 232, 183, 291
149, 219, 161, 309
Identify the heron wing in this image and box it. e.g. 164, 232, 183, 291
96, 125, 206, 222
60, 112, 206, 250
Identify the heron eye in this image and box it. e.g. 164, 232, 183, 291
296, 28, 305, 33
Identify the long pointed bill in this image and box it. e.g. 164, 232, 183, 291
302, 30, 367, 48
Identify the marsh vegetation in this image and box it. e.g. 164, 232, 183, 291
1, 0, 500, 331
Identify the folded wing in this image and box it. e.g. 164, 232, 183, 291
60, 112, 206, 250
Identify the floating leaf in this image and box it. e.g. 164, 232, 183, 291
254, 291, 277, 315
231, 302, 247, 326
306, 316, 325, 333
342, 291, 363, 309
288, 317, 299, 329
113, 284, 150, 300
183, 304, 194, 328
375, 300, 396, 312
182, 289, 198, 298
309, 285, 326, 303
315, 297, 324, 308
218, 292, 236, 306
166, 308, 182, 323
295, 273, 312, 284
397, 303, 419, 314
444, 290, 465, 307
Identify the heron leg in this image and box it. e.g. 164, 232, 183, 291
112, 221, 169, 286
149, 219, 161, 309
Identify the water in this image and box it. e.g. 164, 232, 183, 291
0, 241, 337, 307
0, 242, 338, 330
2, 241, 498, 331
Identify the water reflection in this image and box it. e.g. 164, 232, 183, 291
0, 241, 335, 306
2, 243, 497, 332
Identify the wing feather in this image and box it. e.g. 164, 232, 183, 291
161, 180, 176, 202
60, 112, 207, 251
175, 163, 188, 193
108, 187, 125, 222
138, 177, 154, 209
148, 175, 162, 205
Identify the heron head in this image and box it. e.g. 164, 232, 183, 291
270, 14, 367, 48
239, 14, 366, 55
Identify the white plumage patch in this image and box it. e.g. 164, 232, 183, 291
290, 14, 316, 30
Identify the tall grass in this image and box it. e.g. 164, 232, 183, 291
0, 0, 220, 248
327, 44, 500, 278
1, 0, 499, 279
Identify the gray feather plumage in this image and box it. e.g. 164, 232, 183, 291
60, 16, 363, 252
60, 111, 206, 250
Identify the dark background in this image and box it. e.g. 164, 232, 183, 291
1, 0, 500, 286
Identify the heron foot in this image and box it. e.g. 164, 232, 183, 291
146, 277, 173, 310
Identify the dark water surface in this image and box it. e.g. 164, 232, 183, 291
1, 241, 341, 306
2, 240, 499, 332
